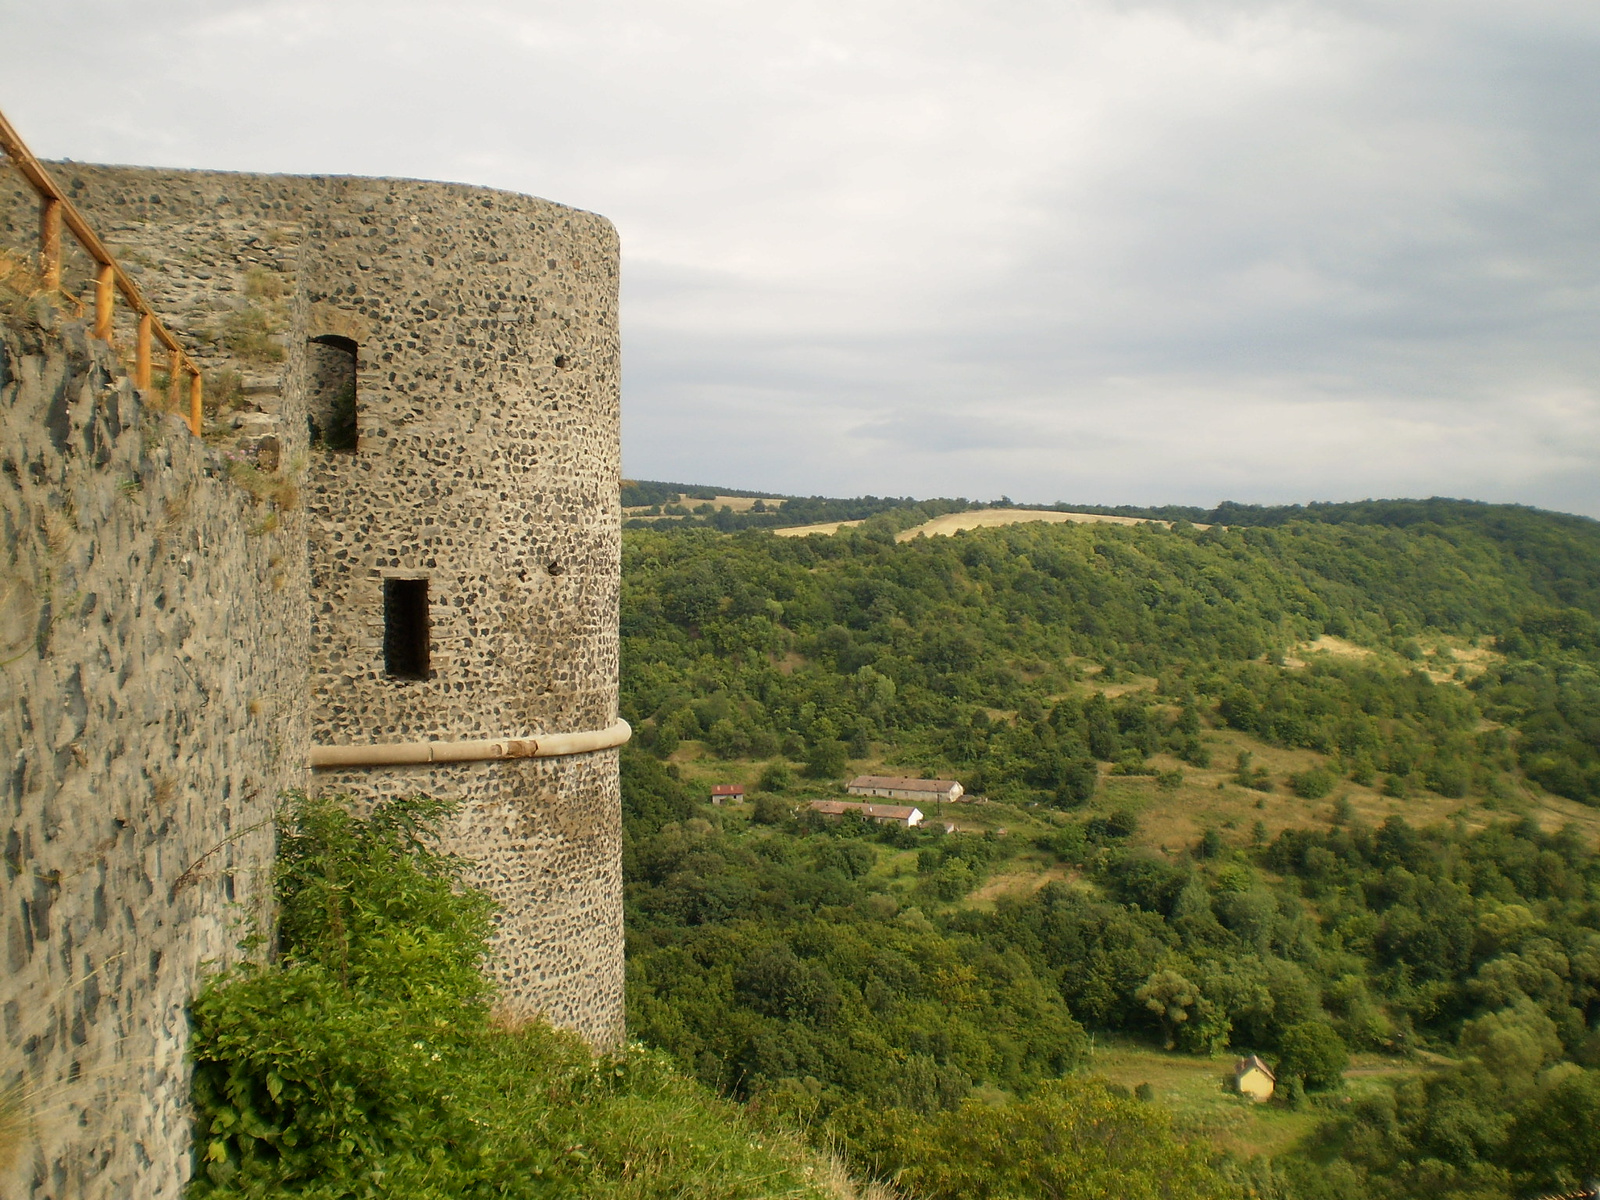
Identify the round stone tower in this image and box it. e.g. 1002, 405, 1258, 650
299, 176, 626, 1046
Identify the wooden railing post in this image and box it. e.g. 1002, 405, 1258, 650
93, 263, 114, 342
167, 349, 181, 412
39, 197, 61, 291
136, 313, 153, 390
188, 369, 203, 436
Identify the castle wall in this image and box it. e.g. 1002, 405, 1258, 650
0, 309, 310, 1199
0, 161, 626, 1197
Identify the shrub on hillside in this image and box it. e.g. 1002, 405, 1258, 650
752, 793, 793, 825
1290, 768, 1335, 799
758, 760, 794, 792
803, 738, 848, 780
1275, 1021, 1350, 1092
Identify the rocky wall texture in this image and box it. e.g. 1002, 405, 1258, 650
313, 752, 623, 1042
0, 307, 310, 1200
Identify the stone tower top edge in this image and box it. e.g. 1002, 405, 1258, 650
42, 159, 619, 239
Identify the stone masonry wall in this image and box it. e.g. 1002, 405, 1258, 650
0, 158, 625, 1196
0, 307, 310, 1199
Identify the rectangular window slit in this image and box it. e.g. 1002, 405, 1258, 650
383, 578, 429, 679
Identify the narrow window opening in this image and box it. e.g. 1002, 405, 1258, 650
383, 578, 429, 679
308, 335, 358, 451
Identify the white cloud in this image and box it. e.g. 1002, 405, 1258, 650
5, 0, 1599, 513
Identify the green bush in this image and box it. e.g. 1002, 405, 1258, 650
1275, 1021, 1349, 1092
1290, 768, 1334, 799
188, 793, 832, 1199
1506, 1069, 1600, 1194
751, 793, 792, 825
758, 760, 794, 792
803, 738, 847, 779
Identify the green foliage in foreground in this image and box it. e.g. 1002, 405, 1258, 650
846, 1080, 1237, 1200
189, 794, 1249, 1200
187, 793, 832, 1199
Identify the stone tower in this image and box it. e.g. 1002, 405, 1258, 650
297, 177, 628, 1045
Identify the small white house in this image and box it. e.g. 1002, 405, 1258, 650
1233, 1055, 1275, 1103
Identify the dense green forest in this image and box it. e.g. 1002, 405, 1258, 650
622, 498, 1600, 807
619, 497, 1600, 1200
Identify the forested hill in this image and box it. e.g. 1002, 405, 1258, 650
622, 499, 1600, 807
618, 497, 1600, 1200
622, 481, 1600, 614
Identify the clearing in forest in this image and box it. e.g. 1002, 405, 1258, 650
1083, 1038, 1420, 1160
772, 519, 865, 537
895, 509, 1210, 541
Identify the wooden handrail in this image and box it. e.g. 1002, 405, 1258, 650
0, 107, 204, 434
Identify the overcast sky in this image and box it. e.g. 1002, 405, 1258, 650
6, 1, 1599, 515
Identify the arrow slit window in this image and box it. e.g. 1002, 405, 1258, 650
383, 578, 429, 679
308, 335, 359, 451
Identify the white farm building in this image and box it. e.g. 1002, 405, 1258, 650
847, 775, 964, 804
809, 800, 925, 828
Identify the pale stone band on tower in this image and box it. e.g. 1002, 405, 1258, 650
308, 718, 631, 767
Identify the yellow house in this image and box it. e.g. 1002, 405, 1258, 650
1234, 1055, 1276, 1102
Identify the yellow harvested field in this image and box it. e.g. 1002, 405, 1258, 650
896, 509, 1210, 541
773, 520, 865, 538
625, 494, 779, 516
710, 495, 770, 513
